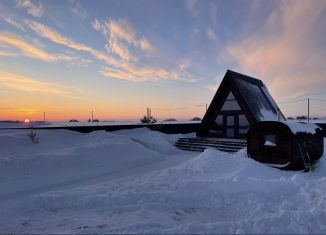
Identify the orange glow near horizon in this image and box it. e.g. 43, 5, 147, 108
0, 106, 206, 122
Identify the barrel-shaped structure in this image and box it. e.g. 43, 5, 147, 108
247, 121, 324, 170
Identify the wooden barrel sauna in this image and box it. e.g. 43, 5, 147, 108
247, 121, 324, 170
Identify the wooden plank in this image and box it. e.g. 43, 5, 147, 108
177, 137, 247, 144
174, 142, 243, 152
175, 142, 244, 151
177, 140, 247, 148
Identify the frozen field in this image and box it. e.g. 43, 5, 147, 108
0, 127, 326, 234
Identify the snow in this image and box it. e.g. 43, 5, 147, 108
233, 78, 282, 121
264, 140, 276, 146
0, 127, 326, 234
282, 121, 321, 134
259, 107, 279, 121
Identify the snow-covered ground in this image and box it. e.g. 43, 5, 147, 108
0, 127, 326, 234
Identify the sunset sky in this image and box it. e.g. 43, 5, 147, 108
1, 0, 326, 121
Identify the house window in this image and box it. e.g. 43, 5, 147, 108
264, 134, 277, 147
210, 115, 223, 133
221, 92, 241, 111
238, 115, 250, 134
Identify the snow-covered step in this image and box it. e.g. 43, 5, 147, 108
174, 142, 244, 152
176, 140, 246, 149
175, 137, 247, 153
177, 137, 247, 147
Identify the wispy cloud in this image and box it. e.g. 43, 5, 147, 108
0, 31, 92, 67
101, 60, 196, 83
0, 12, 25, 31
15, 0, 43, 17
26, 20, 119, 66
0, 31, 56, 61
185, 0, 198, 16
222, 0, 326, 100
0, 69, 82, 96
206, 27, 216, 41
92, 18, 152, 61
55, 52, 92, 67
26, 18, 196, 83
206, 84, 218, 92
27, 20, 91, 51
69, 0, 87, 19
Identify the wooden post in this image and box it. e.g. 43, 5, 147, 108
308, 98, 310, 123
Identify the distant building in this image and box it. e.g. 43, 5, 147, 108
197, 70, 285, 139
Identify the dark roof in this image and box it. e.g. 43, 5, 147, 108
227, 70, 285, 121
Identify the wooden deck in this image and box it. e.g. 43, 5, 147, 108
175, 137, 247, 153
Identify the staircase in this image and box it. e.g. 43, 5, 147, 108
174, 137, 247, 153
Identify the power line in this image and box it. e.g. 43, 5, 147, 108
310, 98, 326, 102
277, 99, 306, 105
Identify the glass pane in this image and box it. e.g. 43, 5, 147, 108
264, 134, 277, 147
225, 92, 235, 101
226, 116, 235, 137
227, 116, 234, 127
226, 128, 235, 137
216, 115, 223, 125
238, 114, 250, 134
210, 115, 223, 133
221, 92, 241, 111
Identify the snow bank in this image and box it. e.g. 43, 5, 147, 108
282, 121, 321, 134
0, 128, 325, 234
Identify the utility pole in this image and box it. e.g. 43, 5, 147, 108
307, 98, 310, 123
43, 112, 45, 123
147, 107, 151, 119
92, 110, 94, 122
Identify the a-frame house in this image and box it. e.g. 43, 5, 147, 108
197, 70, 285, 139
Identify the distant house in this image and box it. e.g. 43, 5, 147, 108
197, 70, 285, 139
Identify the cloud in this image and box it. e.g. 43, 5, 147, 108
16, 0, 43, 17
27, 20, 91, 51
92, 18, 152, 61
206, 27, 216, 41
106, 38, 134, 61
185, 0, 197, 15
26, 20, 120, 66
55, 52, 92, 67
0, 31, 92, 66
25, 19, 196, 83
0, 31, 56, 61
0, 69, 81, 96
101, 60, 196, 83
0, 11, 26, 31
222, 0, 326, 100
69, 0, 87, 19
206, 84, 218, 92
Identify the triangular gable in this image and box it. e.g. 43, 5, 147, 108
220, 91, 241, 111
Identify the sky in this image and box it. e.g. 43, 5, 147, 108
0, 0, 326, 121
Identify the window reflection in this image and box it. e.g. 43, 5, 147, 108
238, 114, 249, 134
210, 115, 223, 133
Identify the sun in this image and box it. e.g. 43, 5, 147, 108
24, 118, 30, 123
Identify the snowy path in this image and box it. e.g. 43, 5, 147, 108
1, 128, 326, 234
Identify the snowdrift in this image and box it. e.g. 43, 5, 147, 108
0, 128, 325, 234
